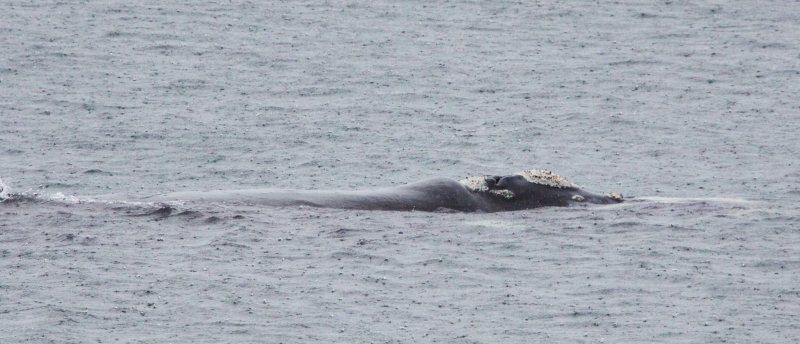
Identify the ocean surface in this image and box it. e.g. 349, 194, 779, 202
1, 0, 798, 342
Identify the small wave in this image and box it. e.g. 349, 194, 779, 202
127, 204, 174, 218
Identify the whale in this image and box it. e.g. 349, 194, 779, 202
139, 169, 623, 212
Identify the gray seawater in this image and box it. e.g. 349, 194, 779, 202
1, 0, 799, 343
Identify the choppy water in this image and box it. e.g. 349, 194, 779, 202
2, 0, 799, 343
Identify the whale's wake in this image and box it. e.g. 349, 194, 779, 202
0, 176, 191, 220
633, 196, 758, 205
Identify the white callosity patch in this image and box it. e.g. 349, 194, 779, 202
460, 168, 577, 198
490, 189, 515, 199
459, 176, 490, 192
515, 169, 577, 189
459, 175, 516, 198
607, 192, 624, 201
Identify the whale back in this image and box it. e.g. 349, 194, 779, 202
143, 178, 482, 212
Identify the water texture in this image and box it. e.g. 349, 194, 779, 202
1, 0, 799, 343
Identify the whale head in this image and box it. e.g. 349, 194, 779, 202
459, 169, 577, 200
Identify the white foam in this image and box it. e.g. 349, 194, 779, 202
48, 192, 83, 204
0, 177, 9, 201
